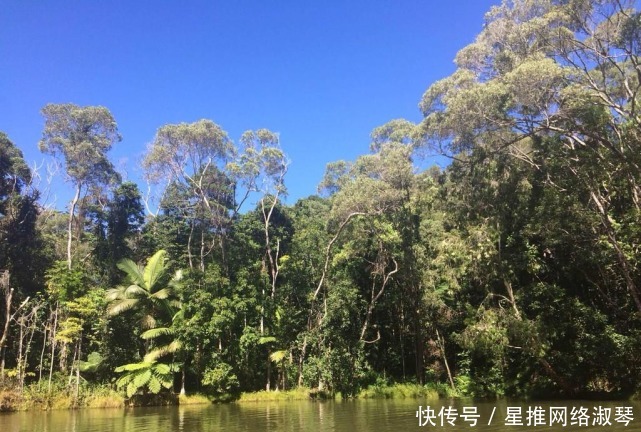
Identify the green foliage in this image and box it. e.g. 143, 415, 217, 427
237, 387, 312, 402
45, 261, 86, 301
78, 352, 103, 373
106, 249, 180, 327
0, 132, 45, 296
178, 393, 211, 405
357, 381, 439, 400
0, 131, 31, 192
201, 362, 239, 395
115, 361, 176, 398
92, 181, 145, 284
39, 103, 121, 187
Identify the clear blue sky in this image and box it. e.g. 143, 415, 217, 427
1, 1, 497, 210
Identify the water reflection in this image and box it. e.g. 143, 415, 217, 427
1, 399, 639, 432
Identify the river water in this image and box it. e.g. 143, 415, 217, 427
1, 399, 639, 431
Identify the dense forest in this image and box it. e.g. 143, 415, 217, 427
2, 0, 641, 405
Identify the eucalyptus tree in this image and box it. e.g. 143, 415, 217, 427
279, 196, 331, 387
302, 139, 421, 393
226, 129, 290, 391
39, 103, 121, 269
143, 119, 235, 271
416, 0, 641, 314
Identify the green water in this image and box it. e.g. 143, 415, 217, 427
1, 399, 639, 431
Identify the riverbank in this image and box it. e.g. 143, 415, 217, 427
3, 381, 638, 412
0, 382, 447, 412
238, 383, 444, 402
0, 385, 125, 411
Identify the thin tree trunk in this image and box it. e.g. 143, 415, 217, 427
0, 346, 5, 385
309, 212, 367, 330
590, 191, 641, 313
399, 302, 406, 381
39, 325, 48, 382
67, 185, 81, 269
23, 307, 39, 390
0, 285, 13, 357
0, 276, 13, 384
200, 229, 205, 272
266, 348, 271, 391
75, 334, 82, 404
360, 259, 398, 342
48, 303, 59, 393
187, 220, 195, 270
17, 319, 24, 389
298, 336, 306, 387
436, 329, 455, 391
68, 340, 77, 387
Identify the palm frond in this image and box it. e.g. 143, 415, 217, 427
124, 284, 148, 298
154, 363, 171, 375
141, 327, 175, 340
116, 374, 133, 388
144, 340, 182, 362
172, 309, 184, 323
147, 376, 161, 394
144, 250, 167, 290
105, 287, 126, 302
107, 298, 138, 316
151, 287, 171, 300
168, 299, 182, 310
116, 259, 145, 286
270, 350, 288, 363
160, 376, 173, 389
115, 361, 153, 373
134, 369, 152, 388
127, 381, 138, 398
258, 336, 277, 345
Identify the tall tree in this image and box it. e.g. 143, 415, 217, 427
39, 103, 121, 269
0, 132, 43, 296
143, 119, 235, 271
417, 0, 641, 314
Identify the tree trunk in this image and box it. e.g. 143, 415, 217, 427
0, 273, 13, 384
266, 348, 271, 391
17, 319, 24, 389
359, 259, 398, 342
187, 220, 195, 270
75, 334, 82, 404
48, 303, 59, 393
39, 325, 48, 381
22, 307, 39, 391
436, 329, 455, 391
67, 185, 81, 269
200, 229, 206, 272
298, 336, 306, 387
590, 191, 641, 313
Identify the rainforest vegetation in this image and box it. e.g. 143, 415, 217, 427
2, 0, 641, 409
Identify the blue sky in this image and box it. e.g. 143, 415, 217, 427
1, 1, 497, 210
